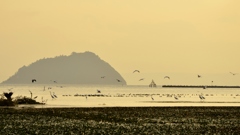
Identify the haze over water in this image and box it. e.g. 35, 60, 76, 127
1, 84, 240, 107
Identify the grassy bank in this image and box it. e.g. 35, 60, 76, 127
1, 107, 240, 134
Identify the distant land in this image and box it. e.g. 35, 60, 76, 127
2, 51, 127, 85
162, 85, 240, 88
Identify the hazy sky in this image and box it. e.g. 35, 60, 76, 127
1, 0, 240, 85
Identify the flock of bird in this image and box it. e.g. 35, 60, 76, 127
23, 70, 239, 102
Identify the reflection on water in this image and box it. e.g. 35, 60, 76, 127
1, 84, 240, 108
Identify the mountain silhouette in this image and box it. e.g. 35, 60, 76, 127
2, 51, 127, 85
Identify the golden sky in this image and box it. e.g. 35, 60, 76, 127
1, 0, 240, 85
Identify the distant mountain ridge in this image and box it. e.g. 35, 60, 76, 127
2, 51, 127, 85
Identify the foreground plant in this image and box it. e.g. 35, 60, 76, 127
0, 92, 44, 106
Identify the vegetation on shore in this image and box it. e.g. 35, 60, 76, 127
0, 107, 240, 134
0, 92, 44, 106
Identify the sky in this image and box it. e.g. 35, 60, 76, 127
1, 0, 240, 85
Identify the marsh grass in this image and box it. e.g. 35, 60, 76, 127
0, 92, 43, 106
0, 107, 240, 134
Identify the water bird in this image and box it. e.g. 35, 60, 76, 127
32, 79, 37, 83
29, 90, 33, 99
199, 94, 205, 100
197, 75, 201, 78
53, 92, 58, 98
3, 92, 13, 100
164, 76, 170, 79
41, 97, 48, 104
133, 70, 140, 73
174, 96, 178, 100
49, 91, 55, 99
151, 96, 154, 100
230, 72, 237, 75
97, 89, 101, 93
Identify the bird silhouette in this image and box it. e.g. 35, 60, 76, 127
133, 70, 140, 73
53, 92, 58, 98
32, 79, 37, 83
164, 76, 170, 79
97, 89, 101, 93
50, 91, 55, 99
197, 75, 201, 78
3, 92, 13, 100
139, 78, 144, 81
29, 90, 33, 99
199, 94, 205, 100
230, 72, 237, 75
116, 79, 121, 82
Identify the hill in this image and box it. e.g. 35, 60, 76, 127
2, 51, 126, 85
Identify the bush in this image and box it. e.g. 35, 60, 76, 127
0, 92, 44, 106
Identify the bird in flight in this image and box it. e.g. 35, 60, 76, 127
133, 70, 140, 73
32, 79, 37, 83
139, 78, 144, 81
164, 76, 170, 79
116, 79, 121, 82
230, 72, 237, 75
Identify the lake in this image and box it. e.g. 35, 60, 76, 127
1, 84, 240, 108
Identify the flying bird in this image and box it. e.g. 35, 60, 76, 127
230, 72, 237, 75
97, 89, 101, 93
32, 79, 37, 83
133, 70, 140, 73
164, 76, 170, 79
116, 79, 121, 82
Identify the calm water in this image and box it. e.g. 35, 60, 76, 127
1, 84, 240, 108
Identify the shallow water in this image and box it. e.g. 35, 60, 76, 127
1, 84, 240, 107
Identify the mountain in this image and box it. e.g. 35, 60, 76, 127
2, 51, 127, 85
